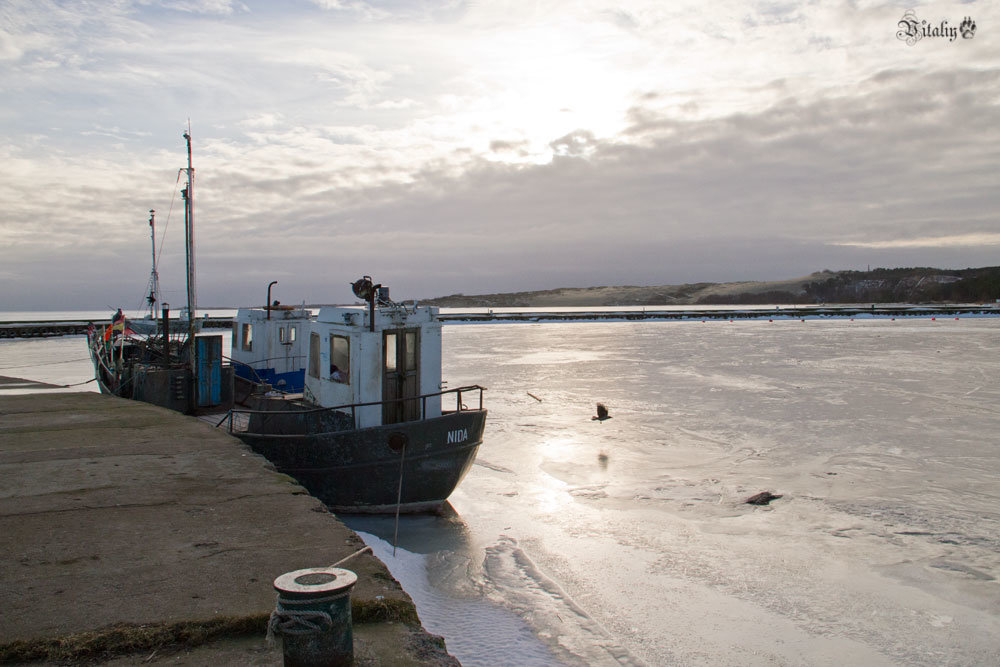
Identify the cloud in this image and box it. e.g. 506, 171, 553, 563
239, 113, 285, 129
550, 130, 598, 157
1, 1, 998, 309
5, 63, 1000, 307
156, 0, 249, 14
0, 29, 24, 61
833, 234, 1000, 249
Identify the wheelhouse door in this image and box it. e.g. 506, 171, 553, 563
383, 329, 420, 424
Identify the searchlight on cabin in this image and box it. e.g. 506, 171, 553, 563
351, 276, 375, 301
352, 275, 385, 332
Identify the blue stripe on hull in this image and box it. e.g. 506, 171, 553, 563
234, 366, 305, 393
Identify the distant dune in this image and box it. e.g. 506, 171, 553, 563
422, 267, 1000, 307
422, 272, 832, 307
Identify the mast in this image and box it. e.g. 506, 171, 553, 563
182, 129, 197, 332
147, 209, 160, 316
182, 129, 197, 413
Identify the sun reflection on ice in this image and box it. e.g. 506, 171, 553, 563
538, 435, 579, 461
530, 436, 582, 513
529, 478, 572, 514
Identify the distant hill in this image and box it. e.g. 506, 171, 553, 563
422, 267, 1000, 307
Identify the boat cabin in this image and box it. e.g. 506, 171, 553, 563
305, 304, 443, 428
231, 306, 311, 392
225, 284, 485, 514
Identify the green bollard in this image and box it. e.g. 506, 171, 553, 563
270, 567, 358, 667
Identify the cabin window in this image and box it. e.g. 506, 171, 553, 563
289, 325, 297, 342
241, 323, 253, 351
385, 333, 397, 371
308, 333, 321, 379
278, 327, 285, 343
405, 332, 417, 371
330, 335, 350, 383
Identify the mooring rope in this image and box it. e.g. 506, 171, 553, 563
0, 357, 91, 370
268, 606, 333, 638
266, 591, 351, 644
58, 378, 97, 388
332, 545, 372, 568
392, 444, 406, 557
0, 375, 95, 388
265, 546, 374, 646
214, 410, 232, 428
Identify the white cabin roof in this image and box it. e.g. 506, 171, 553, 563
316, 305, 439, 331
238, 306, 312, 322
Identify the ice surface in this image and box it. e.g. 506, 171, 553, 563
421, 319, 999, 665
0, 335, 97, 392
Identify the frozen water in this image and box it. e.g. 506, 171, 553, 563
348, 523, 559, 666
0, 335, 97, 393
395, 319, 1000, 665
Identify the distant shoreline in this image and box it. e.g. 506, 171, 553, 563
3, 264, 999, 319
434, 304, 1000, 324
420, 267, 1000, 308
2, 304, 998, 339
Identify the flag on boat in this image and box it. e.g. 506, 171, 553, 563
103, 319, 126, 341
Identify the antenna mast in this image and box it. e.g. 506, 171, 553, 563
182, 128, 197, 331
147, 209, 160, 315
181, 127, 198, 414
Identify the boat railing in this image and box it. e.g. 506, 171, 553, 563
87, 332, 117, 378
226, 354, 307, 373
224, 355, 269, 385
221, 384, 486, 435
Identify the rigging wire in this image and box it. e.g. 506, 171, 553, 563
157, 170, 183, 269
133, 170, 184, 315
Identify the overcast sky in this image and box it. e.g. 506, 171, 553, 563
1, 0, 997, 311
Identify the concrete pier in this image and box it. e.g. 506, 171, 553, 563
0, 388, 457, 665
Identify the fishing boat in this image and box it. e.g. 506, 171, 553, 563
87, 131, 233, 413
88, 131, 486, 513
223, 277, 487, 513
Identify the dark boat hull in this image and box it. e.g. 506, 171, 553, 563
235, 409, 487, 513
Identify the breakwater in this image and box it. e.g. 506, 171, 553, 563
2, 305, 997, 338
0, 316, 235, 339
